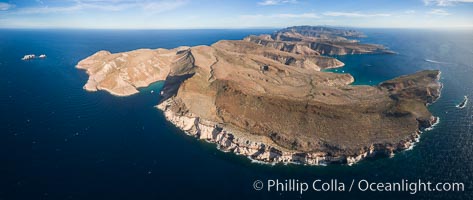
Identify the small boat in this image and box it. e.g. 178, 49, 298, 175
150, 90, 154, 94
21, 54, 35, 60
456, 96, 468, 109
39, 54, 46, 59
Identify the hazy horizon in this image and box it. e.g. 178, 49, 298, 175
1, 26, 473, 30
0, 0, 472, 29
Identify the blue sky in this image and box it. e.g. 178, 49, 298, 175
0, 0, 472, 29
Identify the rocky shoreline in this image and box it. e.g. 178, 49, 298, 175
157, 98, 440, 166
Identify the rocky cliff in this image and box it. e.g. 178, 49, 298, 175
77, 26, 441, 165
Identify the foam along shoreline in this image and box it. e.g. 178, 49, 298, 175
21, 54, 35, 60
22, 54, 46, 60
423, 116, 440, 132
406, 117, 440, 151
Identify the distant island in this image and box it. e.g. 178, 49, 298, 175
76, 26, 441, 165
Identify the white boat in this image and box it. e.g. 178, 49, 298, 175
39, 54, 46, 59
21, 54, 35, 60
456, 96, 468, 109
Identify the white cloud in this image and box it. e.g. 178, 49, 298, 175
142, 0, 188, 13
423, 0, 473, 6
10, 0, 188, 14
404, 10, 416, 14
276, 13, 319, 18
17, 5, 82, 14
241, 12, 319, 19
15, 4, 128, 14
0, 3, 15, 11
428, 9, 451, 15
258, 0, 297, 6
323, 12, 391, 17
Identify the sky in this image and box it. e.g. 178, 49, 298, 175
0, 0, 472, 29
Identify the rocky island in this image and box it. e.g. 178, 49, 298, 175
77, 26, 441, 165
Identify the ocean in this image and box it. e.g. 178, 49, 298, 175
1, 28, 472, 200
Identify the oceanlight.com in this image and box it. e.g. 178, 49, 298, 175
252, 179, 465, 195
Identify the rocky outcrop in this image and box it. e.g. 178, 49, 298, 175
244, 26, 395, 56
277, 26, 367, 39
77, 26, 442, 166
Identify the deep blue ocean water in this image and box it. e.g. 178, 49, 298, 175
0, 28, 472, 200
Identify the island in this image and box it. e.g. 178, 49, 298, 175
76, 26, 441, 165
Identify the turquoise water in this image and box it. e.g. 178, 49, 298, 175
1, 29, 472, 200
324, 53, 405, 85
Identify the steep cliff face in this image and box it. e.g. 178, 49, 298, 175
77, 26, 441, 165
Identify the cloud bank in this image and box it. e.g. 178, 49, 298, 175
0, 3, 15, 11
423, 0, 473, 6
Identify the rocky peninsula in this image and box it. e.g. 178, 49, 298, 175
77, 26, 441, 165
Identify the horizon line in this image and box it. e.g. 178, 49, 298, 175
1, 25, 473, 30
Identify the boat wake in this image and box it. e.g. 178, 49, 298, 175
456, 95, 468, 109
424, 59, 451, 65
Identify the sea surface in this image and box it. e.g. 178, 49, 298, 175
1, 28, 472, 200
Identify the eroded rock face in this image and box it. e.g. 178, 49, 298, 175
77, 26, 441, 165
